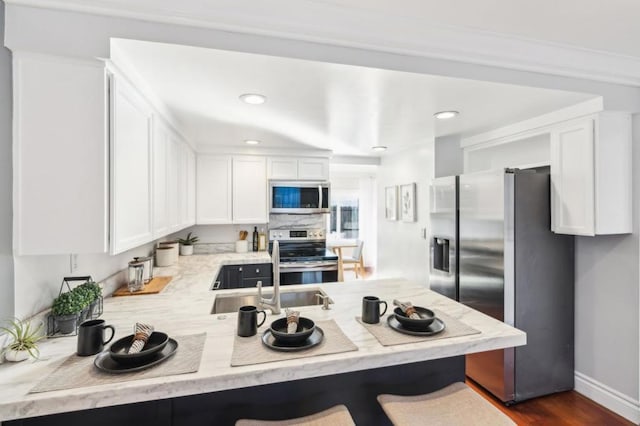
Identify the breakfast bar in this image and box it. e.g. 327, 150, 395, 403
0, 254, 526, 425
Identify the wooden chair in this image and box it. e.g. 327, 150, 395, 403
340, 240, 365, 279
377, 382, 515, 426
235, 405, 355, 426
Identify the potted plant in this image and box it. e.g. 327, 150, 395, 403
1, 318, 44, 362
75, 281, 101, 320
178, 232, 199, 256
51, 291, 85, 334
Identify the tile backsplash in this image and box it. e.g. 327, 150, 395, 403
268, 214, 326, 230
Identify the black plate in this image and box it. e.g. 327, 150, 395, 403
393, 307, 435, 330
95, 338, 178, 374
262, 327, 324, 352
387, 315, 445, 337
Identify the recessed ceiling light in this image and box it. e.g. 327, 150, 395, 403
434, 111, 459, 120
245, 139, 260, 145
239, 93, 266, 105
371, 146, 387, 152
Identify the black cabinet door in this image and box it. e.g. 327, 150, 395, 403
223, 265, 243, 288
242, 264, 272, 279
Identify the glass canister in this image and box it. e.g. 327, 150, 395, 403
127, 260, 145, 292
133, 256, 154, 283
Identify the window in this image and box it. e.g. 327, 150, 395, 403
329, 191, 359, 239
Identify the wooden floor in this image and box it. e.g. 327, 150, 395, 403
467, 379, 635, 426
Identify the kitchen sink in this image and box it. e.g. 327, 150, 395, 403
211, 288, 333, 314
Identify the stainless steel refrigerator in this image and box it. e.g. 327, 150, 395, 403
429, 168, 575, 403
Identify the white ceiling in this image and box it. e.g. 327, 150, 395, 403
111, 39, 594, 156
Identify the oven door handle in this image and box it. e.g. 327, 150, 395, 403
279, 262, 338, 271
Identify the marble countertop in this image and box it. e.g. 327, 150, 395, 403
0, 252, 525, 421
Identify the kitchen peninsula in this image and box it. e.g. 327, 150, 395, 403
0, 253, 525, 425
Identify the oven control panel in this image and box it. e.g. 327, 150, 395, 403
269, 229, 325, 241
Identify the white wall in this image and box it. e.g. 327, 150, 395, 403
377, 146, 432, 286
572, 115, 640, 417
0, 1, 14, 321
13, 242, 156, 319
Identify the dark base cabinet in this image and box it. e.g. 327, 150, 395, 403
213, 263, 273, 290
5, 357, 464, 426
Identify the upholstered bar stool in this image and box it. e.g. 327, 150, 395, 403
377, 382, 515, 426
235, 405, 355, 426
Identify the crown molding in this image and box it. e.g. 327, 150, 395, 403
5, 0, 640, 87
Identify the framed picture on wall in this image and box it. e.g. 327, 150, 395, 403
385, 186, 397, 220
400, 183, 416, 222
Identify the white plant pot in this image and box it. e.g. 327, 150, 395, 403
4, 349, 30, 362
180, 244, 194, 256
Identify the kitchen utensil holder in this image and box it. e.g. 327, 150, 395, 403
46, 276, 103, 338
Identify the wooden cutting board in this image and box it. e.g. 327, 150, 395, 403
112, 276, 173, 297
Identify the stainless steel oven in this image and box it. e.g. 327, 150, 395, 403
269, 181, 330, 214
269, 229, 338, 284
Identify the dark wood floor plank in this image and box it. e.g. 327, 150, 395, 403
466, 378, 635, 426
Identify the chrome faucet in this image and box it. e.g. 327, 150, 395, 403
259, 239, 281, 315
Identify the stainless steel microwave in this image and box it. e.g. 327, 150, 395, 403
269, 181, 330, 214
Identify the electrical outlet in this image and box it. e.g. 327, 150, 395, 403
70, 254, 79, 273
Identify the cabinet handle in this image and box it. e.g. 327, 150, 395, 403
256, 268, 260, 273
239, 267, 243, 272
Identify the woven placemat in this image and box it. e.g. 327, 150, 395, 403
357, 310, 480, 346
231, 320, 357, 367
31, 333, 206, 393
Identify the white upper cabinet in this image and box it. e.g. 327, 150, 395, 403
267, 157, 298, 180
110, 74, 154, 254
550, 119, 595, 236
13, 54, 109, 255
152, 119, 170, 239
550, 113, 631, 236
166, 135, 181, 233
232, 156, 268, 223
267, 157, 330, 180
197, 155, 232, 224
298, 157, 330, 180
187, 149, 197, 225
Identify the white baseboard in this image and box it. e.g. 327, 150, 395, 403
575, 371, 640, 424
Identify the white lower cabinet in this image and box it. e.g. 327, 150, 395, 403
196, 155, 267, 224
550, 113, 631, 236
110, 74, 154, 255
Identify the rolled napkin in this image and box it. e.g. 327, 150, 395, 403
285, 308, 300, 334
393, 299, 421, 319
129, 323, 154, 353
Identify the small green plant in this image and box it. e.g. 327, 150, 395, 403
178, 232, 199, 246
75, 281, 101, 305
51, 291, 85, 316
1, 318, 44, 359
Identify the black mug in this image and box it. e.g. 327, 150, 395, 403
77, 319, 115, 356
237, 305, 267, 337
362, 296, 388, 324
